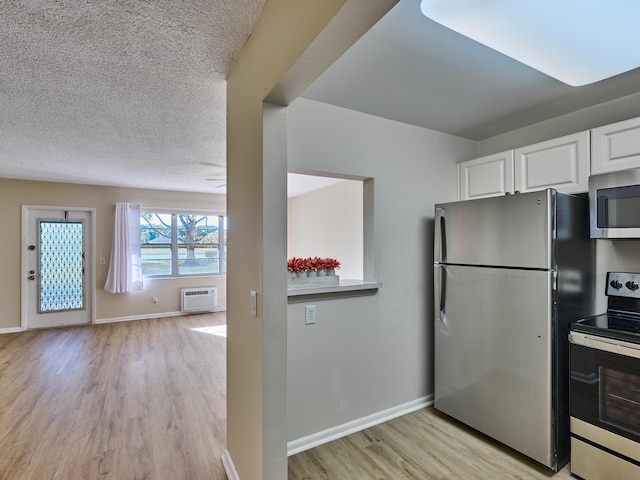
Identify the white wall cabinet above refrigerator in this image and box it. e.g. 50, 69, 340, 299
514, 131, 590, 195
458, 131, 590, 200
591, 116, 640, 175
458, 151, 514, 201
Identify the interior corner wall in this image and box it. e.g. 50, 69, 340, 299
285, 97, 477, 444
0, 178, 226, 330
287, 179, 364, 280
225, 1, 354, 479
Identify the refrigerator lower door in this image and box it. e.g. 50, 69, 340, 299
434, 264, 556, 469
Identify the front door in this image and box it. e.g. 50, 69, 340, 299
23, 207, 94, 329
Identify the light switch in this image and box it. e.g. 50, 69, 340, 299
250, 290, 257, 316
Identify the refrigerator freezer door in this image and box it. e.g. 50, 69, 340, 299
434, 264, 555, 468
435, 190, 554, 269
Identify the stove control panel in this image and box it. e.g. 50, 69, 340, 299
606, 272, 640, 298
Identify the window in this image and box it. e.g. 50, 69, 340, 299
140, 212, 227, 277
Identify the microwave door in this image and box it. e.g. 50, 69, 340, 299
589, 169, 640, 238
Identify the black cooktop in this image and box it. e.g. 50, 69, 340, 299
572, 313, 640, 344
571, 272, 640, 345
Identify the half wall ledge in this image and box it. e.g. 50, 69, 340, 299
287, 279, 381, 303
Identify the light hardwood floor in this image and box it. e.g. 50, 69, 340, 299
1, 316, 577, 480
288, 407, 575, 480
0, 314, 227, 480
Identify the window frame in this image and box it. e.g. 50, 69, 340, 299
140, 209, 227, 278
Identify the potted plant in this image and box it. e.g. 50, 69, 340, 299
307, 256, 323, 276
287, 257, 308, 278
287, 256, 341, 282
321, 257, 340, 276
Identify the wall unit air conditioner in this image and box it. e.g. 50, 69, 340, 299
181, 287, 218, 313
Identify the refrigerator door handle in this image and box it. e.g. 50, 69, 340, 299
435, 207, 447, 263
434, 266, 447, 323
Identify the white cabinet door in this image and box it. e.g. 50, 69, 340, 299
514, 131, 590, 194
458, 151, 514, 201
591, 116, 640, 175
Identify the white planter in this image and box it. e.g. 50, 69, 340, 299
287, 275, 339, 289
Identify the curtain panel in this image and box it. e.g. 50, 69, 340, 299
104, 202, 144, 293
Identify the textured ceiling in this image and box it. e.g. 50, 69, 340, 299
0, 0, 265, 193
6, 0, 640, 195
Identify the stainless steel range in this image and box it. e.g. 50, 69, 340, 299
570, 271, 640, 479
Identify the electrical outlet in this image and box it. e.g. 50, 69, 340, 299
305, 305, 316, 325
250, 290, 257, 316
99, 257, 106, 265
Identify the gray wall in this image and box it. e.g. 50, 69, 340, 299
477, 91, 640, 157
286, 97, 477, 446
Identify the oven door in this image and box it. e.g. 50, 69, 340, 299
570, 332, 640, 443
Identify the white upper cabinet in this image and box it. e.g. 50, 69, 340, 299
514, 131, 590, 194
458, 131, 590, 201
456, 115, 640, 201
591, 117, 640, 175
458, 151, 514, 201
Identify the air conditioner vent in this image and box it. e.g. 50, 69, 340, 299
181, 287, 217, 313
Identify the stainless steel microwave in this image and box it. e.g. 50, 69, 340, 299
590, 168, 640, 238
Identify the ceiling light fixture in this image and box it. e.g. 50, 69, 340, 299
420, 0, 640, 86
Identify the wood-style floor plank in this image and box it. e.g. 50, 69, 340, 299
288, 407, 575, 480
1, 315, 578, 479
0, 314, 227, 480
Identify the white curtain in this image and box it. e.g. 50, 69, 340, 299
104, 202, 144, 293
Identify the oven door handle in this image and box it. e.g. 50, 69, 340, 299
569, 332, 640, 360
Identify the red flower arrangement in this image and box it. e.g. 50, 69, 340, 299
321, 258, 340, 271
287, 257, 308, 273
287, 257, 340, 273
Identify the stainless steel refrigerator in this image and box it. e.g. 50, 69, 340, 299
433, 189, 595, 471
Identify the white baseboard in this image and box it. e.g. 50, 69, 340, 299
95, 307, 226, 324
287, 394, 434, 456
221, 449, 240, 480
94, 311, 185, 324
0, 327, 24, 335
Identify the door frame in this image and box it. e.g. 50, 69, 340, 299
21, 205, 97, 330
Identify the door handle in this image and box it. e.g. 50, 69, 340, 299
434, 207, 447, 263
434, 266, 447, 322
440, 267, 447, 319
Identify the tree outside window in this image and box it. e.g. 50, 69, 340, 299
140, 212, 226, 276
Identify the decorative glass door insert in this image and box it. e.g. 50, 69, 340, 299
38, 219, 85, 313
